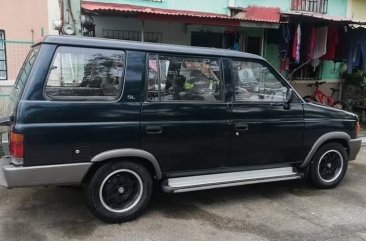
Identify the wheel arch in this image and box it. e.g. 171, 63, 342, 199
85, 149, 162, 181
300, 132, 350, 168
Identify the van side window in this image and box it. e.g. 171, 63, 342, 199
45, 47, 125, 101
147, 55, 222, 101
147, 54, 159, 101
232, 60, 288, 102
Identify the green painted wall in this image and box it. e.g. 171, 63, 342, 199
87, 0, 230, 14
322, 61, 341, 80
235, 0, 290, 11
265, 43, 280, 70
326, 0, 348, 17
89, 0, 349, 18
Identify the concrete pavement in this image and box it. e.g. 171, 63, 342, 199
1, 148, 366, 241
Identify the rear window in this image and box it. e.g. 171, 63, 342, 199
45, 47, 125, 101
7, 47, 39, 116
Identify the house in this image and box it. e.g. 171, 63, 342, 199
81, 0, 366, 98
1, 0, 366, 110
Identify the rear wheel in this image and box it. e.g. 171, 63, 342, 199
303, 95, 316, 102
308, 143, 348, 189
85, 161, 153, 223
332, 101, 351, 111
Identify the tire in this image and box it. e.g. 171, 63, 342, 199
84, 161, 153, 223
303, 95, 316, 102
308, 143, 348, 189
332, 101, 351, 111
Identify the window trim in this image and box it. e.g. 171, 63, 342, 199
0, 30, 7, 80
230, 58, 301, 104
43, 46, 126, 102
144, 53, 225, 103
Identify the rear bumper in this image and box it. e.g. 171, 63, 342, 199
348, 138, 362, 161
0, 157, 91, 188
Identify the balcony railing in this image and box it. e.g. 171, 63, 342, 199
291, 0, 328, 14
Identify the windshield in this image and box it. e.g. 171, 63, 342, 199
6, 47, 39, 116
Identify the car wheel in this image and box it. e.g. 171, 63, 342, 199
309, 143, 348, 189
332, 101, 351, 111
85, 161, 153, 223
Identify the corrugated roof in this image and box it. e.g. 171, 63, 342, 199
82, 1, 231, 19
243, 6, 280, 23
81, 1, 281, 24
282, 11, 366, 24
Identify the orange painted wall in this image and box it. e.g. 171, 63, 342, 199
0, 0, 50, 81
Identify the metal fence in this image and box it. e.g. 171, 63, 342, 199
0, 40, 33, 118
0, 40, 33, 81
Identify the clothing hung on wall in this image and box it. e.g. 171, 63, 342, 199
347, 28, 366, 74
279, 24, 290, 72
292, 24, 301, 64
322, 25, 339, 60
312, 26, 328, 60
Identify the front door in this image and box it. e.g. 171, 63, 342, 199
141, 54, 231, 174
227, 59, 304, 167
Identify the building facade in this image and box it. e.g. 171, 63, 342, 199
1, 0, 365, 104
0, 0, 60, 84
82, 0, 362, 97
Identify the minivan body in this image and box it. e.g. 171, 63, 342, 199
0, 36, 362, 223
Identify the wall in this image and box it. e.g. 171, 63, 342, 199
93, 16, 191, 45
47, 0, 61, 35
0, 0, 59, 83
0, 0, 49, 42
351, 0, 366, 19
87, 0, 230, 14
89, 0, 349, 18
327, 0, 348, 17
235, 0, 290, 11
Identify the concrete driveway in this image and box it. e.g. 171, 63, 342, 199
1, 148, 366, 241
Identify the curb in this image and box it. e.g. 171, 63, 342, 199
362, 137, 366, 146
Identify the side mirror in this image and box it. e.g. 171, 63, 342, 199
284, 88, 293, 110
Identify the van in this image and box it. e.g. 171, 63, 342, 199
0, 36, 362, 223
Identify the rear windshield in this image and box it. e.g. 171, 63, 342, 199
7, 47, 39, 115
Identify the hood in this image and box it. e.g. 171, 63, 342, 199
304, 102, 358, 121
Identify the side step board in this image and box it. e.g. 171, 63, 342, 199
162, 167, 302, 193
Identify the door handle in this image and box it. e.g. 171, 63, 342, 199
235, 123, 249, 132
145, 126, 162, 135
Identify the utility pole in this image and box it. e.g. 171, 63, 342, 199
54, 0, 82, 36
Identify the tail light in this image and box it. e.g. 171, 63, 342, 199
356, 122, 361, 137
9, 132, 24, 159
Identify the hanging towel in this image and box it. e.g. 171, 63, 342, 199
292, 24, 301, 63
312, 26, 328, 59
347, 28, 366, 74
308, 27, 316, 60
322, 25, 339, 60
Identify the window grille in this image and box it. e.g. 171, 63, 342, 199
0, 30, 7, 80
103, 29, 162, 43
291, 0, 328, 14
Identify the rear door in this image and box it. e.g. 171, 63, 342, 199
140, 54, 231, 174
227, 59, 304, 167
21, 46, 142, 166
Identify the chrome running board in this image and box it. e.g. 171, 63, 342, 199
162, 167, 301, 193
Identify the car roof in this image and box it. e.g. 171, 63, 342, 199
40, 35, 263, 60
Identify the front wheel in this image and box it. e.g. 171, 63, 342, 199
85, 161, 153, 223
308, 143, 348, 189
332, 101, 351, 111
